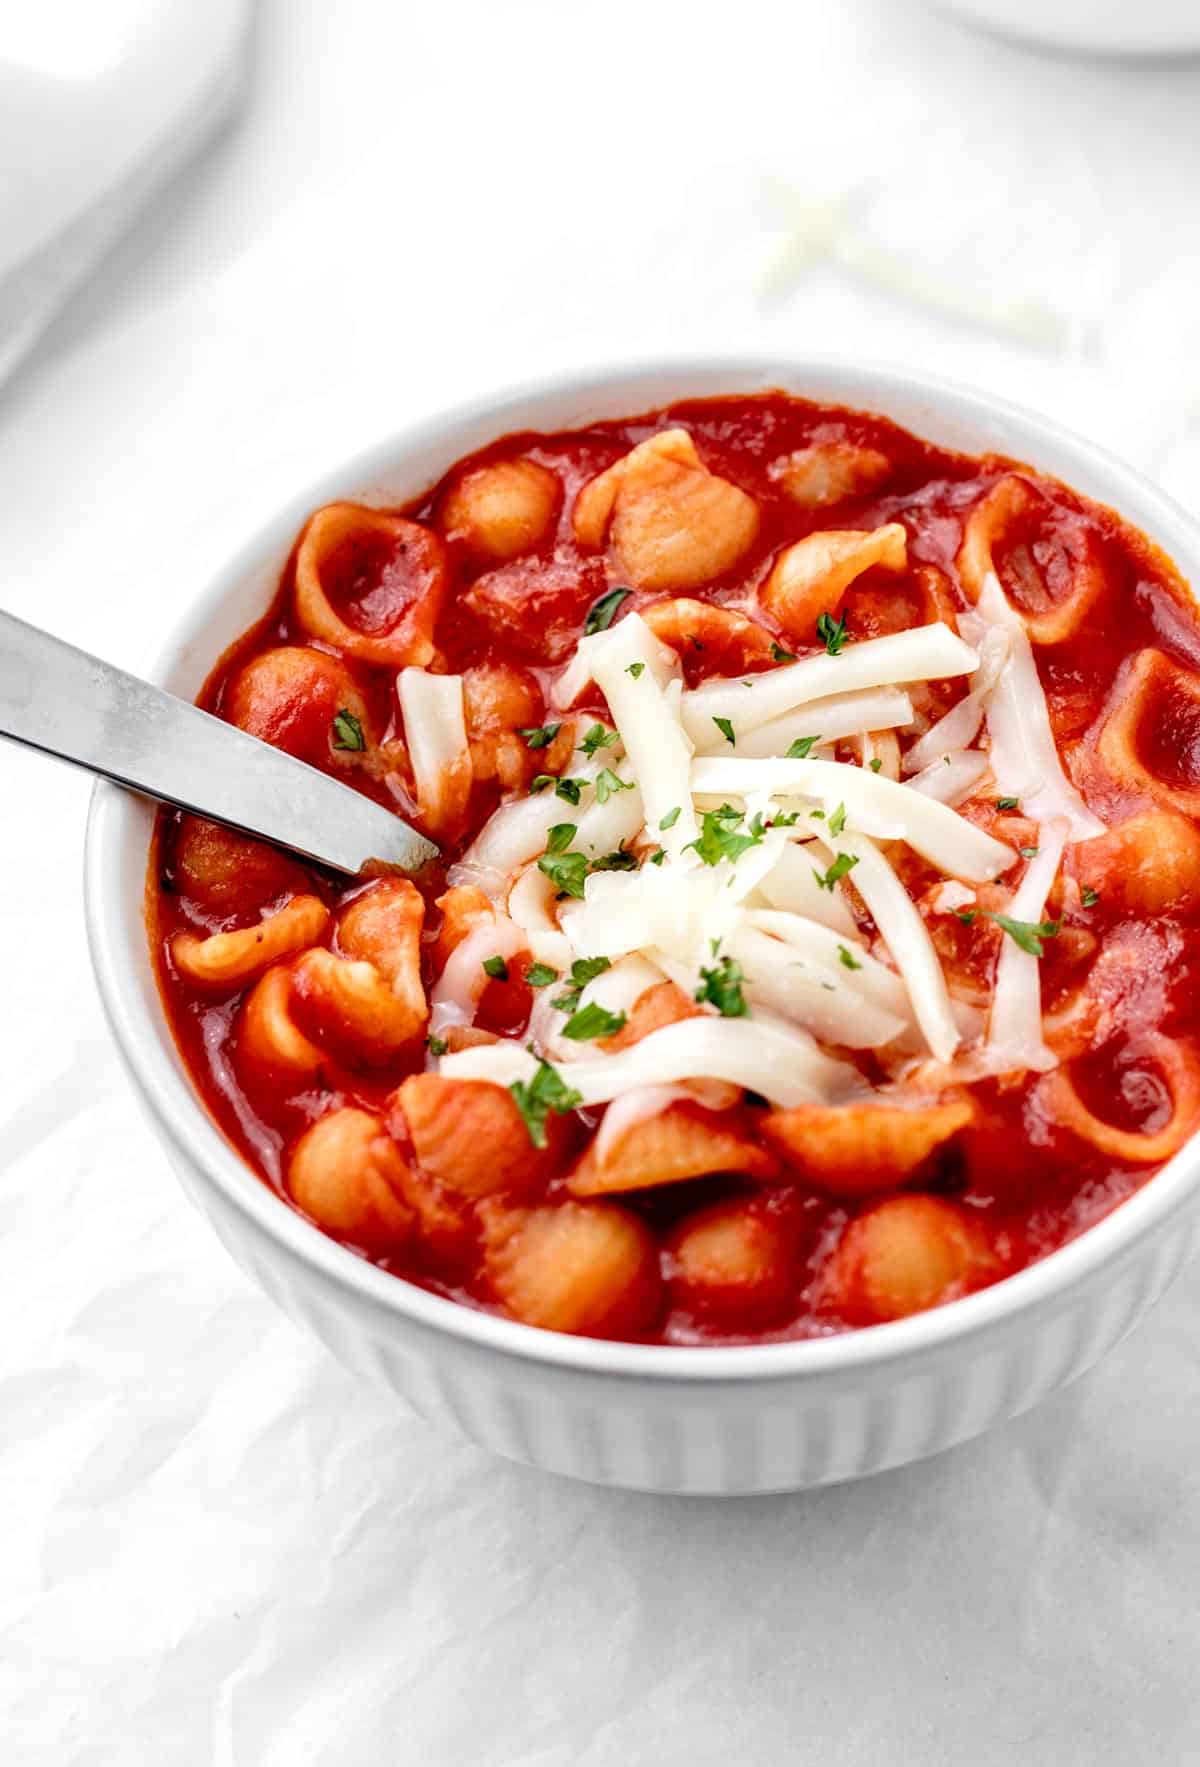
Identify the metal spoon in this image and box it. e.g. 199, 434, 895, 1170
0, 609, 438, 875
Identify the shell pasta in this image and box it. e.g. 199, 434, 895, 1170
149, 392, 1200, 1345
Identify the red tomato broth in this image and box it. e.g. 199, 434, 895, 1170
147, 393, 1200, 1344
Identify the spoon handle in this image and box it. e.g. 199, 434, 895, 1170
0, 609, 437, 876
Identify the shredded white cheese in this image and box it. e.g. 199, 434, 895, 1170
690, 755, 1015, 882
983, 818, 1068, 1075
680, 622, 978, 745
441, 1012, 863, 1109
961, 574, 1103, 840
813, 831, 961, 1063
725, 923, 907, 1049
906, 749, 991, 807
429, 915, 527, 1035
693, 686, 914, 757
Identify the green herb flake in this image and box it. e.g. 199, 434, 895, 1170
987, 912, 1061, 957
331, 708, 366, 752
786, 734, 820, 759
590, 845, 638, 873
594, 767, 633, 805
425, 1033, 448, 1056
579, 723, 617, 759
584, 587, 632, 636
649, 847, 667, 865
770, 643, 796, 663
520, 723, 561, 750
816, 609, 849, 656
686, 804, 762, 868
1081, 885, 1100, 908
554, 776, 584, 805
551, 956, 613, 1013
713, 715, 736, 747
996, 796, 1020, 811
525, 963, 558, 988
529, 773, 555, 794
562, 1002, 628, 1042
538, 850, 589, 898
868, 757, 883, 773
827, 802, 847, 837
813, 853, 860, 892
695, 953, 749, 1018
955, 909, 977, 925
482, 955, 509, 981
838, 944, 862, 971
546, 822, 576, 854
626, 661, 645, 679
1019, 846, 1040, 859
509, 1059, 583, 1148
659, 805, 681, 831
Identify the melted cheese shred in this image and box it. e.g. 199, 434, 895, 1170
680, 622, 978, 745
441, 1013, 863, 1109
812, 831, 962, 1064
690, 755, 1014, 881
983, 819, 1068, 1075
961, 574, 1103, 840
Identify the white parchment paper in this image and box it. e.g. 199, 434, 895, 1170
3, 3, 1200, 1760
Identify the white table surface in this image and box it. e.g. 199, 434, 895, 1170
4, 3, 1200, 1761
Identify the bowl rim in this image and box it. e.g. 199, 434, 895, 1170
84, 351, 1200, 1385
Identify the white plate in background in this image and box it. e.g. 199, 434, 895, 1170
935, 0, 1200, 55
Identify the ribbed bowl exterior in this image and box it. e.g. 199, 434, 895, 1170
86, 359, 1200, 1497
165, 1142, 1197, 1494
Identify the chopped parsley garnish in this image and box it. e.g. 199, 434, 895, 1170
331, 708, 366, 751
769, 809, 801, 827
786, 734, 820, 759
695, 953, 749, 1018
816, 610, 849, 655
659, 805, 681, 831
482, 955, 509, 981
813, 852, 859, 892
626, 661, 645, 679
551, 956, 612, 1013
590, 844, 638, 872
770, 643, 796, 663
713, 716, 736, 747
594, 768, 633, 804
538, 850, 589, 898
686, 804, 761, 867
955, 909, 978, 925
827, 802, 847, 837
1081, 885, 1100, 908
525, 962, 558, 988
996, 796, 1020, 811
425, 1033, 448, 1056
987, 913, 1061, 957
584, 587, 631, 635
838, 943, 862, 971
562, 1002, 627, 1042
649, 847, 667, 865
509, 1059, 583, 1147
868, 757, 882, 773
554, 776, 584, 805
520, 723, 561, 750
1019, 845, 1040, 859
529, 773, 555, 794
579, 723, 617, 758
538, 823, 587, 897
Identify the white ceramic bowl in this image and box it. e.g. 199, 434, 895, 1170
85, 358, 1200, 1494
